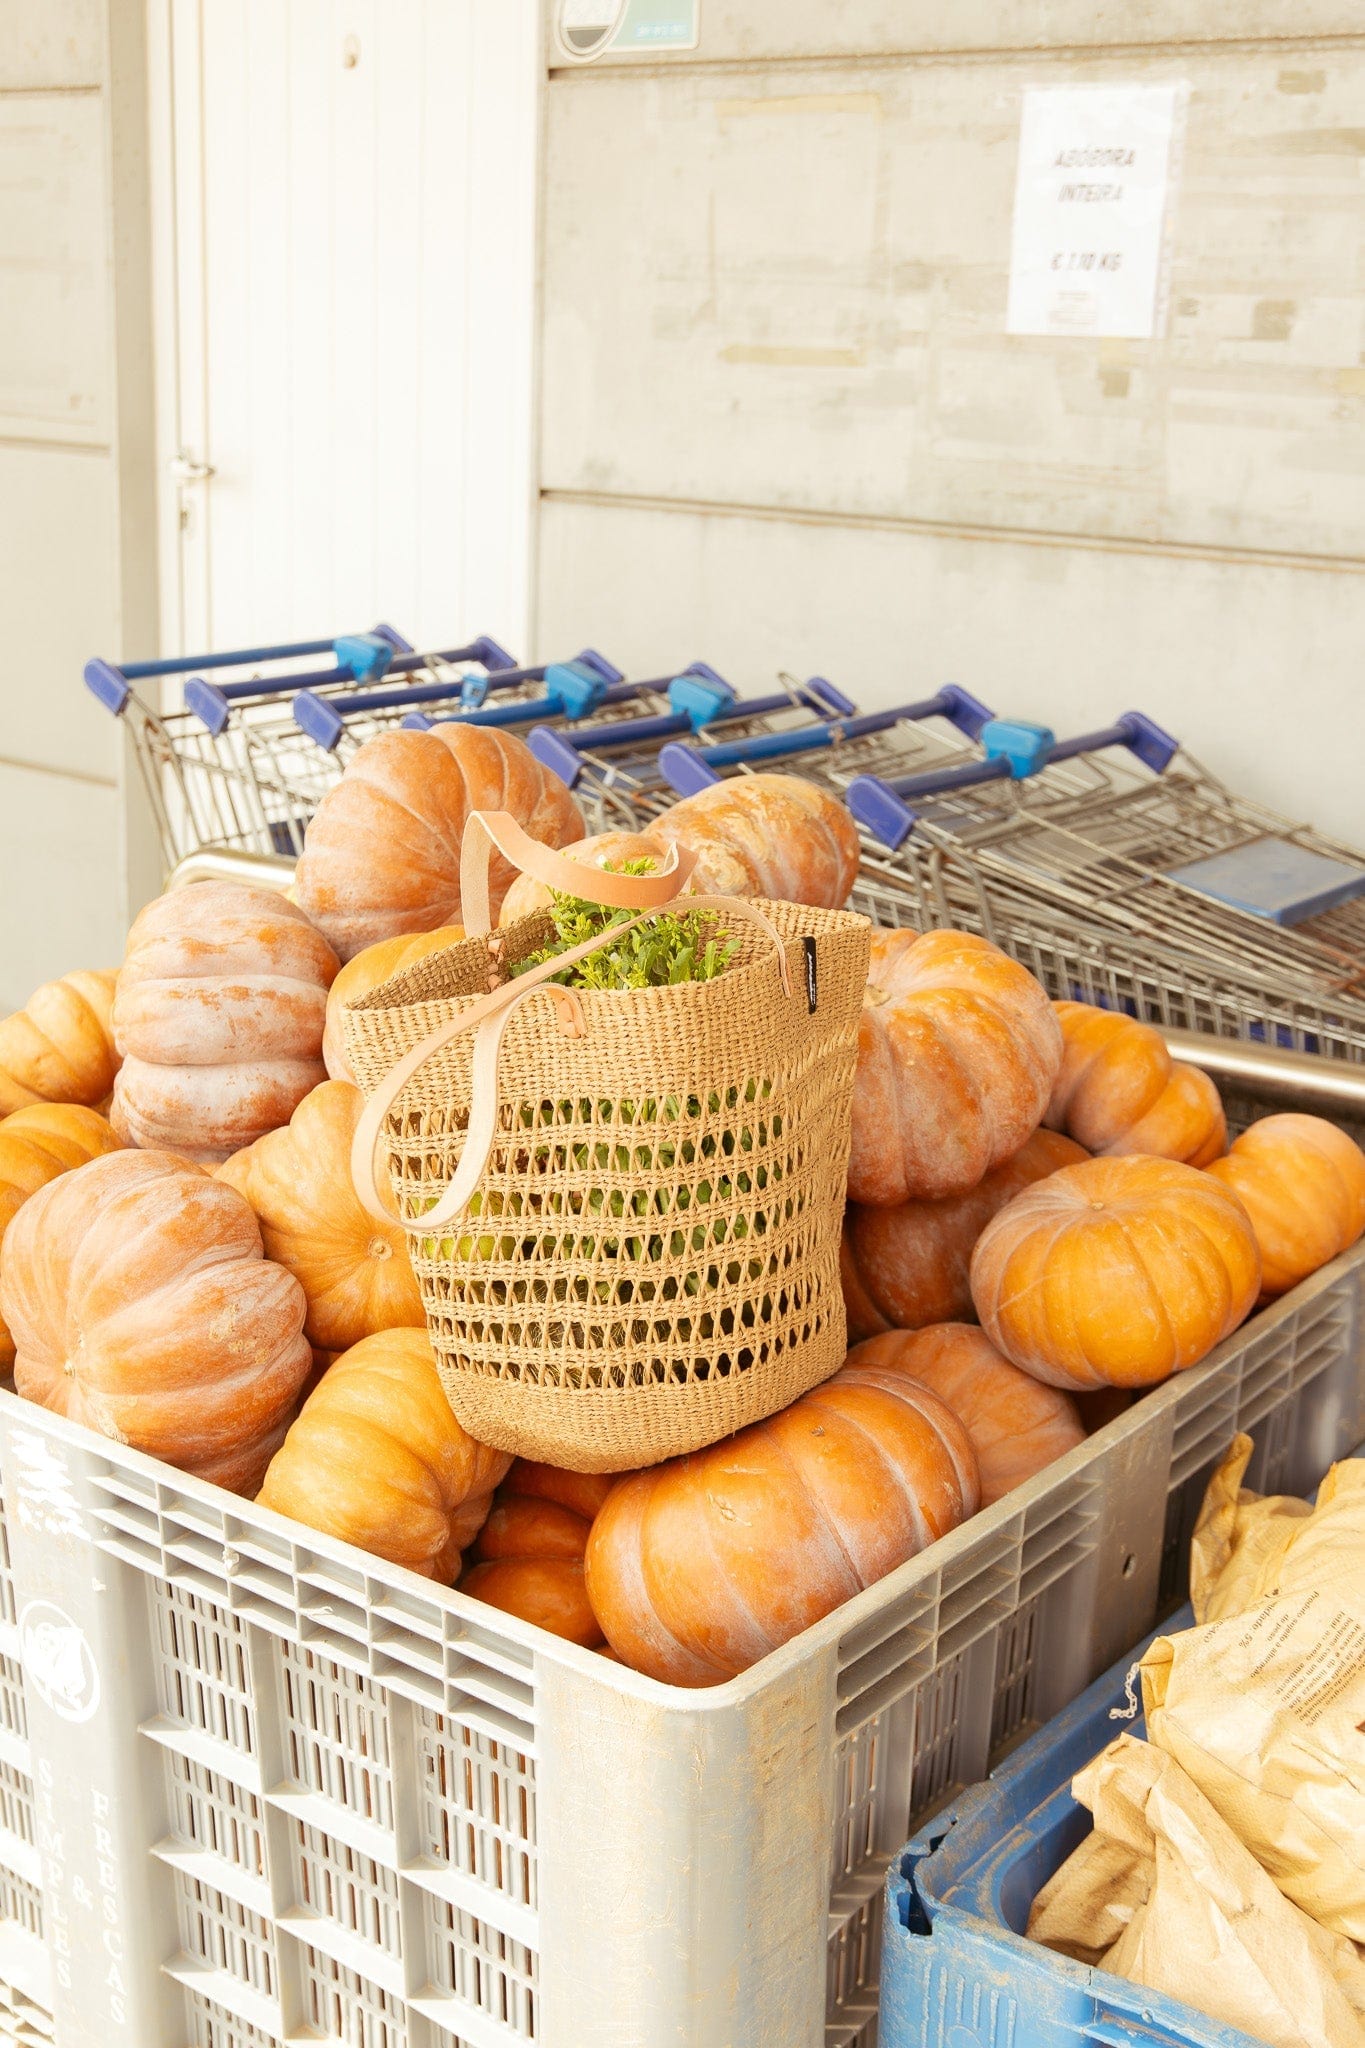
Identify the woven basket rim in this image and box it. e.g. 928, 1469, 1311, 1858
346, 897, 871, 1024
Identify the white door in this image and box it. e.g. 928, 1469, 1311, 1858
147, 0, 541, 664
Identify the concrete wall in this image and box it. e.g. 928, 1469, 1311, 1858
534, 4, 1365, 845
0, 1, 158, 1010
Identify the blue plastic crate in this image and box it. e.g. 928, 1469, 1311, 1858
879, 1603, 1264, 2048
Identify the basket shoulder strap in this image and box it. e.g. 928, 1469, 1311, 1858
352, 891, 794, 1228
460, 809, 699, 936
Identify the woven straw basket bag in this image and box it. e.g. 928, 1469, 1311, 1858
347, 811, 871, 1471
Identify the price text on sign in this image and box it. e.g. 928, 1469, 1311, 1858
1007, 85, 1184, 339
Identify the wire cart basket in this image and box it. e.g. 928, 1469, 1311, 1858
655, 699, 1365, 1062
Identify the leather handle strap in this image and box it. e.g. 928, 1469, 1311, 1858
460, 809, 699, 936
350, 891, 794, 1231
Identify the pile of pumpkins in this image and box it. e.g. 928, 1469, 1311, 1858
2, 719, 1363, 1690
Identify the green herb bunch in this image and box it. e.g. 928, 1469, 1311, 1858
509, 859, 737, 991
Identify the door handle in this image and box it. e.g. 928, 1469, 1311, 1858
169, 450, 215, 484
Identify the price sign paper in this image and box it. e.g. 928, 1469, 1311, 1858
1007, 84, 1183, 338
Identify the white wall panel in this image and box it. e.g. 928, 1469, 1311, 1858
0, 93, 110, 444
0, 445, 120, 781
559, 1, 1365, 66
541, 49, 1365, 560
0, 0, 103, 90
536, 497, 1365, 849
0, 762, 123, 1007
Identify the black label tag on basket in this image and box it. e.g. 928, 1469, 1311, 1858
803, 936, 818, 1013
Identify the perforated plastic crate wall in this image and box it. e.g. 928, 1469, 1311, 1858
0, 1243, 1359, 2048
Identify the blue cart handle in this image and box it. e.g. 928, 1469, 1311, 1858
848, 711, 1179, 850
528, 674, 849, 790
293, 648, 625, 752
658, 685, 994, 797
401, 678, 646, 736
84, 623, 417, 721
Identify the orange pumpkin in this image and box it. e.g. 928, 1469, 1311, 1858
842, 1128, 1088, 1338
258, 1329, 511, 1581
462, 1461, 618, 1646
322, 925, 464, 1082
846, 1326, 1084, 1507
1045, 1003, 1226, 1166
3, 1149, 311, 1492
584, 1357, 978, 1684
0, 1104, 123, 1368
217, 1080, 424, 1351
111, 881, 339, 1162
970, 1155, 1260, 1392
849, 929, 1063, 1206
0, 969, 119, 1114
293, 725, 583, 962
497, 776, 862, 925
1206, 1114, 1365, 1302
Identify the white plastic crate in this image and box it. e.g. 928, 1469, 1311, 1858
0, 1242, 1358, 2048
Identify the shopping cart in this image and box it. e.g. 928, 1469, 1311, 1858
528, 673, 948, 831
840, 712, 1365, 1060
85, 625, 523, 872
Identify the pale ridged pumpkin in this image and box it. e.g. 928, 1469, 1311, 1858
841, 1128, 1088, 1339
258, 1329, 511, 1581
846, 1325, 1084, 1507
462, 1461, 618, 1646
0, 969, 119, 1114
497, 777, 862, 927
970, 1155, 1260, 1392
1045, 1002, 1226, 1166
217, 1080, 424, 1352
3, 1149, 311, 1493
112, 881, 338, 1162
322, 926, 464, 1083
584, 1357, 978, 1684
1206, 1114, 1365, 1302
293, 724, 583, 962
0, 1104, 123, 1368
849, 929, 1063, 1206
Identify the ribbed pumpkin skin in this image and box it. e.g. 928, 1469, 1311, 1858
462, 1460, 618, 1646
846, 1326, 1085, 1507
111, 882, 339, 1163
322, 926, 465, 1082
970, 1155, 1260, 1392
649, 774, 861, 909
497, 776, 861, 927
0, 969, 119, 1114
258, 1329, 512, 1581
1045, 1002, 1226, 1166
842, 1128, 1088, 1338
849, 929, 1064, 1206
584, 1362, 979, 1685
0, 1105, 123, 1367
3, 1149, 311, 1493
216, 1081, 424, 1351
293, 725, 584, 962
1206, 1114, 1365, 1301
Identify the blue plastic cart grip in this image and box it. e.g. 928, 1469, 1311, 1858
83, 659, 132, 717
182, 677, 232, 736
179, 633, 514, 726
333, 633, 397, 684
980, 720, 1056, 777
460, 645, 621, 709
847, 756, 1017, 847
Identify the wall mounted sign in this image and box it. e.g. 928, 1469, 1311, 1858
1007, 84, 1186, 339
556, 0, 699, 61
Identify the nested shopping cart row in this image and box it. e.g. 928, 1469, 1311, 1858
89, 622, 1365, 1060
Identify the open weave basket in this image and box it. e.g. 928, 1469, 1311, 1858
344, 819, 870, 1470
